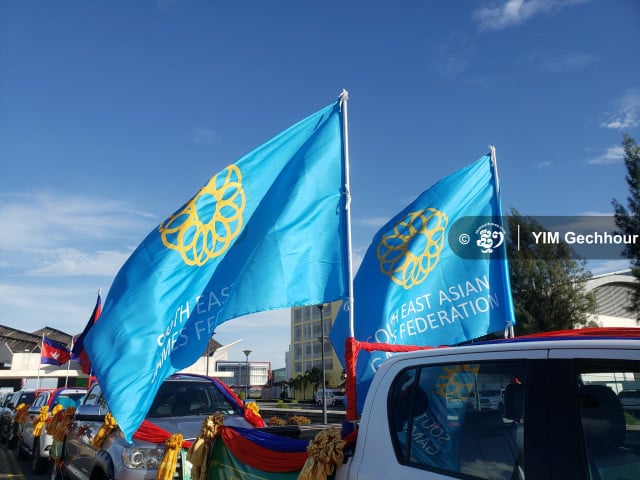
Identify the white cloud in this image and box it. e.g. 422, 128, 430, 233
536, 160, 552, 169
433, 32, 474, 78
588, 146, 625, 165
0, 191, 155, 253
588, 259, 631, 276
0, 281, 102, 334
473, 0, 590, 31
357, 216, 390, 229
0, 190, 158, 283
193, 126, 222, 145
26, 248, 130, 277
540, 53, 597, 72
601, 88, 640, 130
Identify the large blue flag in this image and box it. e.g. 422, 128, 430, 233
86, 99, 349, 440
330, 153, 515, 414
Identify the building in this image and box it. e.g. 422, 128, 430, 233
586, 269, 639, 327
0, 325, 238, 391
215, 360, 271, 399
289, 300, 344, 390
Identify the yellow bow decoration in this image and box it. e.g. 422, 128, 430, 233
246, 402, 260, 415
298, 428, 346, 480
91, 413, 118, 449
32, 406, 50, 437
156, 433, 184, 480
50, 404, 64, 417
186, 413, 225, 480
48, 407, 76, 442
14, 403, 30, 425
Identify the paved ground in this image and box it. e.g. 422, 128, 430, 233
0, 443, 25, 480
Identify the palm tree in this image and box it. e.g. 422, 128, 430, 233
306, 367, 323, 392
288, 376, 301, 400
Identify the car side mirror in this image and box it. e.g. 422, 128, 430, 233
74, 403, 106, 421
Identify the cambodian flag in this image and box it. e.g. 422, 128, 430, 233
41, 337, 71, 366
71, 292, 102, 374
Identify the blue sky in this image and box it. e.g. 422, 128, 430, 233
1, 0, 639, 369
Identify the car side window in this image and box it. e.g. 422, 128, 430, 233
83, 385, 103, 406
577, 360, 640, 480
389, 360, 527, 480
32, 394, 47, 408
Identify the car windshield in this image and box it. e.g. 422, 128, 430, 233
54, 393, 86, 409
18, 392, 36, 405
147, 380, 239, 418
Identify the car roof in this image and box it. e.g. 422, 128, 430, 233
379, 328, 640, 366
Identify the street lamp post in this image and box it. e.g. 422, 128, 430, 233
317, 304, 327, 424
243, 349, 252, 403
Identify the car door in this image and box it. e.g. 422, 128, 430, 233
21, 391, 50, 455
545, 346, 640, 479
64, 383, 106, 480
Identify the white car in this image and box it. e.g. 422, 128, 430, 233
336, 329, 640, 480
313, 389, 345, 407
16, 387, 86, 473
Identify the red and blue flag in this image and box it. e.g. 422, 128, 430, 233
71, 292, 102, 374
41, 336, 71, 366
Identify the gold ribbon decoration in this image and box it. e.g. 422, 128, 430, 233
48, 407, 76, 443
156, 433, 184, 480
32, 406, 50, 437
91, 412, 118, 449
186, 413, 225, 480
298, 427, 346, 480
14, 403, 30, 425
245, 402, 260, 415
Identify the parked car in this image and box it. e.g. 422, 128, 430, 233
478, 389, 505, 412
59, 373, 254, 480
0, 391, 17, 444
335, 329, 640, 480
1, 389, 41, 448
16, 386, 87, 473
313, 388, 345, 407
619, 389, 640, 416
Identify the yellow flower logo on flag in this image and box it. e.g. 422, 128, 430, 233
376, 208, 448, 289
159, 165, 246, 266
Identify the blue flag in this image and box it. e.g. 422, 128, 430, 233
86, 99, 348, 441
330, 153, 515, 414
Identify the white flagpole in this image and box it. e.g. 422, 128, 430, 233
489, 145, 500, 194
490, 145, 515, 339
65, 339, 72, 387
339, 89, 355, 338
38, 334, 43, 389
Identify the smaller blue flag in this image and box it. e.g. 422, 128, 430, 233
86, 98, 348, 441
330, 153, 515, 414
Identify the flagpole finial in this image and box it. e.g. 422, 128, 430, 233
339, 89, 349, 110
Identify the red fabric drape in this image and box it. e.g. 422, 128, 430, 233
518, 327, 640, 338
243, 408, 266, 428
133, 420, 193, 449
220, 426, 307, 472
344, 337, 435, 420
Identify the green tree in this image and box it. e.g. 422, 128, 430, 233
612, 134, 640, 321
288, 376, 302, 400
507, 209, 596, 334
305, 367, 323, 393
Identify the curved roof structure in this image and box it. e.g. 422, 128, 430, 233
586, 270, 638, 326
